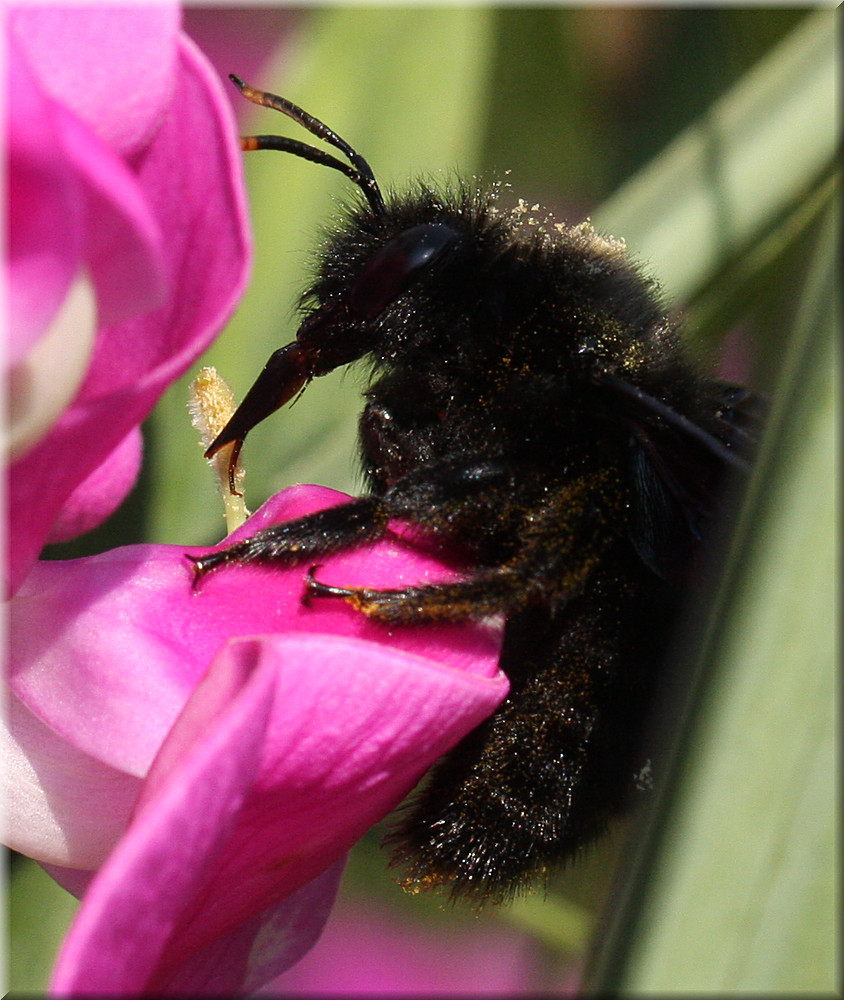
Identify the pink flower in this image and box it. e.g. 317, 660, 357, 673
7, 486, 507, 993
6, 6, 251, 594
5, 9, 507, 991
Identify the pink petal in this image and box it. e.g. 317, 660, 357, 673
2, 692, 140, 870
8, 486, 504, 872
9, 6, 180, 156
7, 47, 166, 455
53, 98, 167, 330
9, 19, 174, 347
237, 861, 346, 994
152, 635, 506, 965
6, 45, 85, 362
7, 31, 168, 433
76, 34, 250, 395
10, 487, 501, 782
8, 34, 251, 594
50, 624, 506, 994
47, 427, 143, 544
163, 861, 345, 995
49, 640, 275, 994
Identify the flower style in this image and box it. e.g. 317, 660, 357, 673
6, 6, 250, 594
8, 486, 506, 993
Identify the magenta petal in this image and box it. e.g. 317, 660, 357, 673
9, 7, 180, 156
8, 47, 165, 460
239, 860, 345, 994
48, 426, 143, 543
7, 45, 85, 360
49, 641, 276, 994
11, 487, 502, 782
54, 101, 168, 329
77, 34, 251, 395
8, 34, 251, 593
8, 9, 174, 351
50, 629, 506, 994
161, 861, 345, 995
157, 635, 507, 958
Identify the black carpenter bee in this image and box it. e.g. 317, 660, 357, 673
191, 75, 764, 901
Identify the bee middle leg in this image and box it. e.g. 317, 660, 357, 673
306, 480, 616, 624
303, 465, 627, 625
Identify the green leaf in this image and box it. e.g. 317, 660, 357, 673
583, 14, 838, 992
590, 197, 836, 995
593, 10, 836, 307
583, 15, 838, 990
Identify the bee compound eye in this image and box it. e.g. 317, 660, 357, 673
349, 223, 461, 320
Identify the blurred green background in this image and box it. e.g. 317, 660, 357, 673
19, 7, 835, 994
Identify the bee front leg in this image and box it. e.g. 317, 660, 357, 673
189, 495, 389, 582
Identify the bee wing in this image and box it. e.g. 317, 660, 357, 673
598, 374, 767, 587
705, 381, 769, 459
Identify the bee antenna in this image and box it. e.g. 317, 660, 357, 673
229, 74, 385, 217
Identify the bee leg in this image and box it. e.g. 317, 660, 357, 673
304, 565, 525, 623
304, 468, 627, 624
189, 495, 389, 581
190, 458, 514, 583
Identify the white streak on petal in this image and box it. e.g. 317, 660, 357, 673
7, 273, 97, 461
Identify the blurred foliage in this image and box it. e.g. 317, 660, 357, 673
8, 851, 80, 992
28, 7, 836, 995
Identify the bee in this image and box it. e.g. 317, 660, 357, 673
191, 75, 764, 901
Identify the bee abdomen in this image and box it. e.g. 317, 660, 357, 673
387, 563, 673, 901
